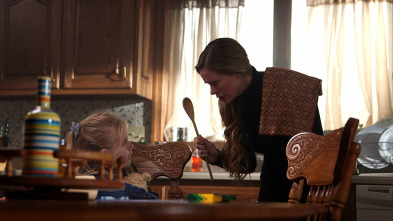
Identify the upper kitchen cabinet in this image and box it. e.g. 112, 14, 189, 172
0, 0, 62, 92
62, 0, 152, 99
0, 0, 153, 99
63, 0, 143, 94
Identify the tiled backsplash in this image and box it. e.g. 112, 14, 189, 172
0, 98, 152, 148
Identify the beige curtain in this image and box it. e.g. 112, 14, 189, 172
162, 0, 244, 141
307, 0, 393, 7
293, 0, 393, 130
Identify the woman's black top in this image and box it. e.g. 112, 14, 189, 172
240, 67, 323, 202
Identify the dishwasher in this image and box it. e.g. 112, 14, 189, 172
354, 120, 393, 220
356, 185, 393, 221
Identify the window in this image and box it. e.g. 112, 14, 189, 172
163, 0, 393, 141
164, 0, 273, 141
291, 0, 393, 129
238, 0, 274, 71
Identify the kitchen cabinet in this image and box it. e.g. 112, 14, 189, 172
342, 173, 393, 221
0, 0, 62, 90
151, 185, 260, 202
150, 175, 261, 202
0, 0, 153, 99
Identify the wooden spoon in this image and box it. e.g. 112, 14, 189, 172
182, 97, 213, 181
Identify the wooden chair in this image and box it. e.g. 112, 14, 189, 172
131, 141, 192, 199
286, 117, 361, 221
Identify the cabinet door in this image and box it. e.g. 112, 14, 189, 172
180, 185, 260, 202
0, 0, 62, 90
150, 184, 260, 202
62, 0, 136, 90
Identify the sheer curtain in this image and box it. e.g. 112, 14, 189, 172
162, 0, 245, 141
292, 0, 393, 130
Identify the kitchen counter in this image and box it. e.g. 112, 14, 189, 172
154, 171, 261, 184
352, 173, 393, 185
181, 171, 260, 180
177, 172, 393, 183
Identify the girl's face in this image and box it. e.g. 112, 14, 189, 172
199, 68, 251, 104
111, 136, 133, 168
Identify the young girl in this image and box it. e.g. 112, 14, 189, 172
65, 112, 158, 200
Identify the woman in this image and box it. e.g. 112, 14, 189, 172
65, 112, 158, 200
194, 38, 323, 202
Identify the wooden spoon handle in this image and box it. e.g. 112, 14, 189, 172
182, 97, 214, 182
192, 120, 199, 137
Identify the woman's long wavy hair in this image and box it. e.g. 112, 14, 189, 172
65, 112, 128, 175
195, 38, 254, 183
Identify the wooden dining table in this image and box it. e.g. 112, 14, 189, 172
0, 199, 327, 221
0, 148, 326, 220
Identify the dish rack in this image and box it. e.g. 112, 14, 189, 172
355, 122, 393, 173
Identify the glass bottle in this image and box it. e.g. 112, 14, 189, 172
191, 148, 203, 172
22, 76, 61, 177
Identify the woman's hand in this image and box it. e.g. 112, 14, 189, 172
194, 136, 220, 164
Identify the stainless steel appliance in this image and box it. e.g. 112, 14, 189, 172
357, 184, 393, 221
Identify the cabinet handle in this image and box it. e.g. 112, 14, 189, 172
115, 66, 127, 80
107, 66, 127, 81
120, 66, 127, 80
51, 68, 55, 82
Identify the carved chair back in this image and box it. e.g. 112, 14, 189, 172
286, 118, 360, 221
131, 142, 192, 199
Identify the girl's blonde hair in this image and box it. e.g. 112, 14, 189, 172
65, 112, 128, 175
195, 38, 255, 183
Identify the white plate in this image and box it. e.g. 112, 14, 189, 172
355, 132, 389, 169
378, 125, 393, 164
374, 117, 393, 129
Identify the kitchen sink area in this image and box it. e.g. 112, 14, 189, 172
181, 143, 263, 181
